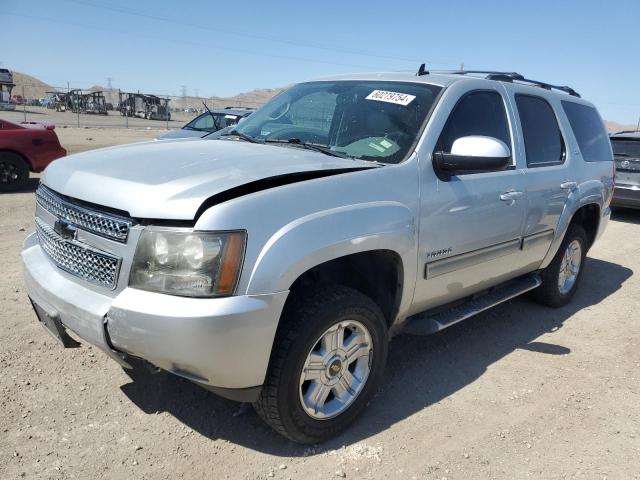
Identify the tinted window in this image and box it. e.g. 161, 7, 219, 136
611, 139, 640, 159
515, 95, 564, 167
562, 101, 612, 162
437, 91, 511, 153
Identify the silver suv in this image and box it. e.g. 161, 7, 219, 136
22, 67, 614, 443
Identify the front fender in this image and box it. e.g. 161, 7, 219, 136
246, 201, 416, 295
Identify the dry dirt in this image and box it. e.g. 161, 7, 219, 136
1, 130, 639, 480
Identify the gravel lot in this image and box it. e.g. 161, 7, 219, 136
1, 130, 639, 479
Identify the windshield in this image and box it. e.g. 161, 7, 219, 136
612, 139, 640, 159
186, 112, 242, 132
233, 81, 442, 164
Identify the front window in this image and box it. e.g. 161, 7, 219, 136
186, 113, 242, 132
233, 81, 442, 164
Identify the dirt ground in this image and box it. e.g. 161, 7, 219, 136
1, 129, 639, 479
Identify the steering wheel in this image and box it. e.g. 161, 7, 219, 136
267, 101, 291, 121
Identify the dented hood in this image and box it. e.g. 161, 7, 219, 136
42, 139, 374, 219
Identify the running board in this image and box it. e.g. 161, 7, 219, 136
403, 275, 542, 335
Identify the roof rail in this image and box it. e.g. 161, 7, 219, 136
442, 70, 581, 98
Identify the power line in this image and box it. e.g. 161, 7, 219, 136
63, 0, 459, 67
3, 12, 404, 74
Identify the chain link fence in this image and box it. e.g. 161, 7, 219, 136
1, 83, 267, 130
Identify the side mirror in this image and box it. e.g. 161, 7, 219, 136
434, 136, 511, 177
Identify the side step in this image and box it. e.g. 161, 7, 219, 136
402, 275, 542, 335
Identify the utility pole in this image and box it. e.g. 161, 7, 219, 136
180, 85, 187, 109
460, 63, 464, 72
636, 115, 639, 133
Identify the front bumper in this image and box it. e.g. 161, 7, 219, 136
611, 184, 640, 209
22, 232, 288, 400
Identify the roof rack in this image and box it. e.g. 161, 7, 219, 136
422, 67, 581, 97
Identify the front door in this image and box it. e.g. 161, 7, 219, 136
412, 85, 527, 314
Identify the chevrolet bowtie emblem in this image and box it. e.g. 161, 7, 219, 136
53, 219, 77, 240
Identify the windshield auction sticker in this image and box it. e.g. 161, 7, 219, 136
365, 90, 416, 106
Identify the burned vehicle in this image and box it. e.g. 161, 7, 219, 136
0, 68, 16, 111
118, 92, 171, 121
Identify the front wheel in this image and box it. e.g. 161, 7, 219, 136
254, 285, 388, 443
530, 224, 588, 307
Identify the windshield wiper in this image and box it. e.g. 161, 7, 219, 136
614, 153, 630, 157
264, 138, 350, 159
221, 129, 261, 143
202, 101, 219, 131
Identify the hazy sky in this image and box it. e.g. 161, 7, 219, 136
1, 0, 639, 124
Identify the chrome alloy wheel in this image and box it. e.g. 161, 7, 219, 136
558, 239, 582, 295
299, 320, 373, 420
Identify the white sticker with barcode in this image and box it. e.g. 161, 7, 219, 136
365, 90, 416, 106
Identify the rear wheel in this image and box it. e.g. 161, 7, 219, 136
530, 224, 587, 307
254, 285, 388, 443
0, 152, 29, 192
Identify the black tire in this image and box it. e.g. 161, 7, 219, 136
0, 152, 29, 192
254, 285, 388, 444
530, 224, 588, 307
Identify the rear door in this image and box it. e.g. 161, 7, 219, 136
505, 89, 573, 269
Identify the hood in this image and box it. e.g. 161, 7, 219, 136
42, 139, 375, 220
156, 128, 208, 140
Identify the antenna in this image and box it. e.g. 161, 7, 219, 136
417, 63, 429, 76
107, 77, 113, 90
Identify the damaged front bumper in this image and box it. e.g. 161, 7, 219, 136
22, 232, 288, 402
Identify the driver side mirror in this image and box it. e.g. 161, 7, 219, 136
433, 136, 511, 178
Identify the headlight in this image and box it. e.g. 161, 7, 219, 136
129, 228, 246, 297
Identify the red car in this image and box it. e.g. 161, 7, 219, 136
0, 119, 66, 192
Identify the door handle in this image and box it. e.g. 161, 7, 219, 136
560, 181, 578, 190
500, 190, 523, 202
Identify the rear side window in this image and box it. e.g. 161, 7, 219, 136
515, 95, 564, 167
561, 101, 612, 162
436, 91, 511, 153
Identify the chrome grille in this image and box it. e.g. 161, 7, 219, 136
35, 184, 131, 242
35, 217, 121, 289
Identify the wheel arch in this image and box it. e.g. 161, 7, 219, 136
0, 149, 33, 171
540, 201, 602, 269
287, 249, 405, 328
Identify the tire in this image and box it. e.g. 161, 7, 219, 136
530, 224, 588, 307
254, 285, 388, 444
0, 152, 29, 192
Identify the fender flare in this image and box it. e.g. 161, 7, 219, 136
245, 201, 416, 296
539, 192, 603, 269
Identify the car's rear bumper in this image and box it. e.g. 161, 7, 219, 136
612, 184, 640, 209
22, 232, 288, 401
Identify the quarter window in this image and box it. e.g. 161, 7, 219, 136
561, 101, 612, 162
515, 95, 564, 167
436, 91, 511, 154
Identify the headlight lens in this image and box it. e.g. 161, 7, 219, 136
129, 228, 246, 297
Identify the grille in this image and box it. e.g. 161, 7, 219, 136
35, 184, 131, 243
615, 158, 640, 172
35, 217, 121, 289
